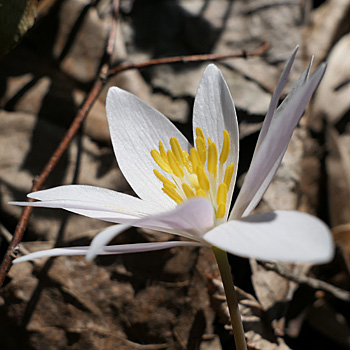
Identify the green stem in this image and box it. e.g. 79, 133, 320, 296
212, 247, 247, 350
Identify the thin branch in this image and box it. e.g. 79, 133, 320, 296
243, 1, 299, 15
108, 42, 270, 77
261, 262, 350, 302
0, 1, 120, 288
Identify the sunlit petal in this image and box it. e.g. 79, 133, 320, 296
10, 185, 165, 222
193, 64, 239, 211
205, 210, 334, 263
106, 87, 191, 208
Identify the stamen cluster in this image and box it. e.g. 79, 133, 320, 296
151, 127, 234, 220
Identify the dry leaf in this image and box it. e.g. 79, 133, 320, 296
327, 126, 350, 228
0, 0, 38, 56
310, 33, 350, 131
303, 0, 350, 66
307, 299, 350, 348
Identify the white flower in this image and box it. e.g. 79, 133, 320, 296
12, 47, 333, 264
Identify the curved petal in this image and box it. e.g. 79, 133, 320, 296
13, 247, 95, 263
134, 197, 214, 236
13, 241, 203, 264
87, 197, 214, 259
10, 185, 165, 222
86, 225, 131, 260
87, 224, 130, 260
230, 63, 327, 219
106, 87, 190, 208
193, 64, 239, 210
205, 210, 334, 264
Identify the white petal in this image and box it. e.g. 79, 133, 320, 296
238, 59, 312, 217
87, 198, 214, 259
193, 64, 239, 210
205, 210, 334, 264
13, 241, 203, 263
134, 197, 214, 236
11, 200, 155, 223
106, 87, 190, 208
10, 200, 143, 221
193, 65, 239, 161
10, 185, 165, 222
28, 185, 163, 214
230, 56, 320, 219
230, 63, 327, 219
253, 46, 299, 154
13, 247, 93, 263
102, 241, 203, 253
274, 57, 313, 121
87, 224, 130, 260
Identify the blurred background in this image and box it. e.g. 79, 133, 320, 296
0, 0, 349, 349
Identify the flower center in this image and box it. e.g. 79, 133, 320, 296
151, 127, 234, 220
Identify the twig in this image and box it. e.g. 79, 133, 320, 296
0, 1, 120, 288
244, 1, 298, 15
108, 42, 270, 77
261, 262, 350, 302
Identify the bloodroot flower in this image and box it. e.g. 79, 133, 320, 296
12, 46, 334, 350
12, 47, 333, 265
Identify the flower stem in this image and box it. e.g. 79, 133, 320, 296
212, 247, 247, 350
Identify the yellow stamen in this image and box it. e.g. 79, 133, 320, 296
170, 137, 184, 165
196, 166, 210, 192
219, 130, 230, 164
151, 149, 172, 173
224, 163, 234, 188
162, 186, 183, 204
183, 151, 193, 173
182, 183, 195, 199
190, 148, 201, 170
196, 188, 207, 198
196, 127, 205, 140
196, 137, 207, 163
151, 129, 234, 219
189, 174, 199, 189
216, 203, 226, 219
153, 169, 176, 188
167, 150, 184, 178
207, 138, 218, 177
159, 141, 167, 161
217, 183, 228, 206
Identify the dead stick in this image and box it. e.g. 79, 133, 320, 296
0, 1, 120, 288
262, 262, 350, 302
108, 42, 270, 76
